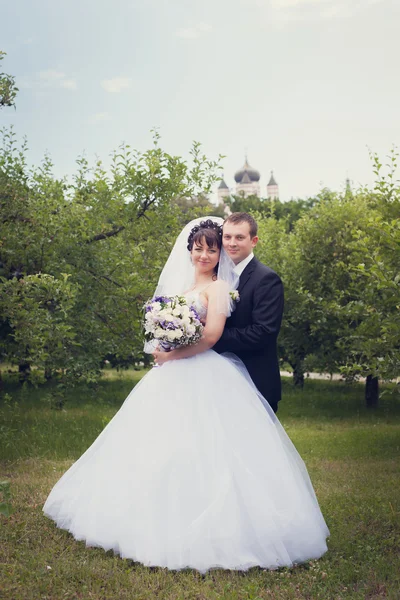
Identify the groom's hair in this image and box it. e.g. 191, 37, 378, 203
224, 213, 258, 238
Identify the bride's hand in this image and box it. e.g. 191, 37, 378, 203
152, 350, 174, 366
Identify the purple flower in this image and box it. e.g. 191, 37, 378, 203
153, 295, 172, 304
159, 340, 176, 351
143, 294, 204, 350
190, 306, 200, 320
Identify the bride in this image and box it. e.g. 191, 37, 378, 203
43, 217, 329, 573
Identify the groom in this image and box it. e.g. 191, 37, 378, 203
213, 212, 284, 413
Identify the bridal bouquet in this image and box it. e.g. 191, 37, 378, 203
144, 295, 204, 351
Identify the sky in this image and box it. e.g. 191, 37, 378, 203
1, 0, 400, 202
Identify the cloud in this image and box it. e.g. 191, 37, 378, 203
101, 77, 133, 93
61, 79, 78, 90
17, 76, 34, 90
176, 22, 212, 40
16, 35, 35, 46
320, 2, 352, 19
250, 0, 386, 27
39, 70, 66, 81
269, 0, 383, 7
88, 112, 111, 125
35, 70, 78, 90
270, 0, 323, 6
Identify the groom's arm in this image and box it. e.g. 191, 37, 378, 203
213, 272, 284, 354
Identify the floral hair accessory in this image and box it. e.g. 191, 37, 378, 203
186, 219, 222, 251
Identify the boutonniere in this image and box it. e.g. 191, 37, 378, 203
229, 290, 240, 303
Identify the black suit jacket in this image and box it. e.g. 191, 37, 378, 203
213, 257, 284, 412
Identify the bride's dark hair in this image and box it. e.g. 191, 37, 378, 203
186, 219, 222, 252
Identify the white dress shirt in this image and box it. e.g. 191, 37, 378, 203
233, 252, 254, 277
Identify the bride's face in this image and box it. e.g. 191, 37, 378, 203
191, 237, 220, 275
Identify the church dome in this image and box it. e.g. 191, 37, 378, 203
234, 158, 260, 184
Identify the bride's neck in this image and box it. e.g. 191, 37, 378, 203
194, 272, 215, 287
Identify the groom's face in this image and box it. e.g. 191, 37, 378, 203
222, 221, 258, 265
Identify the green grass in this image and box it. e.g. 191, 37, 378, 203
1, 371, 400, 599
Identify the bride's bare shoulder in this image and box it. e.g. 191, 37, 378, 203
208, 279, 229, 295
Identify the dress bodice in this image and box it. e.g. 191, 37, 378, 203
184, 291, 208, 320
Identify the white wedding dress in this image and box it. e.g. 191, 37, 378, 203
43, 293, 329, 572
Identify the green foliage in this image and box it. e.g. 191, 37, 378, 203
0, 53, 398, 406
0, 51, 18, 108
283, 193, 371, 375
369, 146, 399, 212
173, 193, 226, 219
0, 128, 222, 387
255, 163, 400, 398
0, 273, 78, 384
338, 152, 400, 383
227, 194, 317, 230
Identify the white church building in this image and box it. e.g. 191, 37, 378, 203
218, 158, 279, 205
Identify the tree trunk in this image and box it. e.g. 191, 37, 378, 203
293, 364, 305, 388
365, 374, 379, 408
18, 362, 30, 383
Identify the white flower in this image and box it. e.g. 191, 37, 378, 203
144, 294, 204, 350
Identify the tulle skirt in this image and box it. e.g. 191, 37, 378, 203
43, 350, 329, 572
